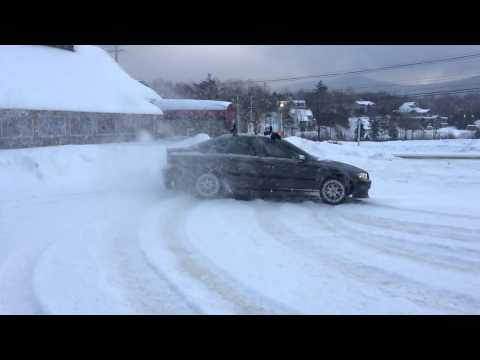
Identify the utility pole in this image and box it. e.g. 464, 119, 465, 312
108, 45, 125, 63
236, 95, 240, 134
357, 118, 361, 146
280, 108, 283, 135
250, 96, 254, 133
357, 104, 367, 146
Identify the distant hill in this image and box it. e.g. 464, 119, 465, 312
274, 76, 399, 93
275, 74, 480, 96
391, 75, 480, 95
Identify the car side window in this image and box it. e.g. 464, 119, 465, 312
196, 138, 229, 153
209, 138, 230, 153
262, 140, 297, 159
224, 138, 257, 156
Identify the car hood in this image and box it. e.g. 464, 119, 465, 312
315, 159, 367, 174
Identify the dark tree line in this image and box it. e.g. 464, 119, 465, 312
149, 75, 480, 133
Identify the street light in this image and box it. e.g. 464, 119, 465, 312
358, 104, 367, 146
279, 102, 285, 135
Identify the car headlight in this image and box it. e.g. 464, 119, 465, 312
357, 172, 369, 181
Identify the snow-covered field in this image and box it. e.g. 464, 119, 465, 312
1, 136, 480, 314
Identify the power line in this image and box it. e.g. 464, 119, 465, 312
338, 73, 480, 92
251, 51, 480, 84
402, 86, 480, 98
334, 74, 480, 92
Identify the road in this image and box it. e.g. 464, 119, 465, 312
1, 138, 479, 314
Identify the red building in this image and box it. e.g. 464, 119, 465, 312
156, 99, 236, 137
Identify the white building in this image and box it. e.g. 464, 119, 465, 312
398, 102, 430, 114
288, 100, 315, 133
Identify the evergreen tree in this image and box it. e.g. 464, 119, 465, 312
193, 73, 219, 99
388, 124, 399, 140
475, 128, 480, 139
314, 81, 329, 129
370, 117, 380, 141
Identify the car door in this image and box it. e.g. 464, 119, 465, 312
257, 138, 319, 193
221, 137, 266, 192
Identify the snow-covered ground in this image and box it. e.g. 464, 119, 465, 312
1, 136, 480, 314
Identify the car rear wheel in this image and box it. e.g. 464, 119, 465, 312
320, 179, 347, 205
194, 172, 223, 199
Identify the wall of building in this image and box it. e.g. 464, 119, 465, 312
0, 109, 173, 149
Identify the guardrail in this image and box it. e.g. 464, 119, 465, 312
394, 154, 480, 159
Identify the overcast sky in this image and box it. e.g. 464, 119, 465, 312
101, 45, 480, 88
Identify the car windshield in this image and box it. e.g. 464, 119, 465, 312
281, 140, 315, 159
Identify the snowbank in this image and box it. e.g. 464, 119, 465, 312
155, 99, 232, 111
0, 134, 210, 201
437, 126, 474, 139
0, 45, 162, 114
286, 136, 480, 164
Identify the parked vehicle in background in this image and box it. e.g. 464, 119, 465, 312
164, 134, 372, 205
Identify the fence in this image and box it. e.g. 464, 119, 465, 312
296, 127, 477, 142
0, 109, 174, 150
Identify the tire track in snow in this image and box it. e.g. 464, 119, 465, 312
141, 196, 295, 315
339, 211, 480, 244
27, 192, 199, 315
0, 243, 48, 315
364, 201, 480, 221
75, 192, 202, 314
104, 216, 202, 315
254, 202, 480, 314
325, 210, 480, 273
316, 206, 480, 313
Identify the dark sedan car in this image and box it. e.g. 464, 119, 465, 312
163, 134, 371, 205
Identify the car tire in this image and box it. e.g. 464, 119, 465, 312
194, 172, 223, 199
164, 169, 178, 190
320, 178, 347, 205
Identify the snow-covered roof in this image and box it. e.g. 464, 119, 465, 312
356, 100, 375, 106
399, 102, 430, 114
0, 45, 163, 114
155, 99, 232, 111
290, 109, 314, 122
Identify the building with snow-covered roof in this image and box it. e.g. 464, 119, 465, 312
155, 98, 236, 137
0, 45, 166, 149
353, 100, 375, 116
355, 100, 375, 107
398, 102, 430, 114
0, 45, 163, 115
467, 120, 480, 131
155, 99, 232, 112
285, 100, 315, 134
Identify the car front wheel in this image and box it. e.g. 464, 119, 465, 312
194, 172, 223, 199
320, 179, 347, 205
